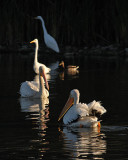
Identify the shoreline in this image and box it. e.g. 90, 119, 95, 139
0, 44, 128, 57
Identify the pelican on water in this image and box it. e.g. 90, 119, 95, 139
58, 89, 106, 128
35, 16, 59, 53
20, 66, 49, 98
30, 39, 51, 74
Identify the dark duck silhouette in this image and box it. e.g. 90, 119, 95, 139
59, 61, 79, 72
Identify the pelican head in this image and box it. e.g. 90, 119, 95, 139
70, 89, 80, 102
58, 89, 80, 121
39, 66, 49, 90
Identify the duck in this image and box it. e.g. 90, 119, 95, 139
20, 66, 49, 98
59, 61, 79, 73
58, 89, 106, 128
30, 39, 51, 74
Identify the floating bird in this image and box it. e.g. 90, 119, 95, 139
30, 39, 51, 74
59, 61, 79, 73
58, 89, 106, 128
20, 66, 49, 98
35, 16, 59, 53
58, 61, 79, 80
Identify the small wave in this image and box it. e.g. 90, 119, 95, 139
101, 125, 128, 132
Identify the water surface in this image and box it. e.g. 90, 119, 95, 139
0, 52, 128, 159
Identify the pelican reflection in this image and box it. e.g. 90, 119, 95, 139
19, 97, 50, 158
59, 127, 106, 159
20, 97, 49, 130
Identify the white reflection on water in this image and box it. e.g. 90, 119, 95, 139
59, 127, 106, 159
19, 97, 50, 157
20, 97, 49, 130
20, 97, 49, 113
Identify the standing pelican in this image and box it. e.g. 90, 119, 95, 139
58, 89, 106, 128
30, 39, 51, 74
35, 16, 59, 53
20, 66, 49, 98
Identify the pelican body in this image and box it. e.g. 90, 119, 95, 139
30, 39, 51, 74
20, 66, 49, 98
35, 16, 59, 53
58, 89, 106, 128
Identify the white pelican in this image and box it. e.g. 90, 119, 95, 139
30, 39, 51, 74
20, 66, 49, 98
58, 89, 106, 128
35, 16, 59, 53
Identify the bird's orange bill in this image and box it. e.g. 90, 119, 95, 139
30, 40, 35, 43
41, 70, 49, 90
58, 97, 74, 121
98, 121, 101, 133
98, 121, 101, 128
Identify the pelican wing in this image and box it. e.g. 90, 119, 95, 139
20, 81, 39, 97
63, 103, 89, 125
88, 100, 107, 116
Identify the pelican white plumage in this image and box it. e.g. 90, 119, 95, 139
58, 89, 106, 128
35, 16, 59, 53
20, 66, 49, 98
30, 39, 51, 74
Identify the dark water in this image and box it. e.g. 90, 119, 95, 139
0, 52, 128, 160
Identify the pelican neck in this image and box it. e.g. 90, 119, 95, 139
72, 90, 80, 105
39, 75, 45, 96
74, 94, 79, 105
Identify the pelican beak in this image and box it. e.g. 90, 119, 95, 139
30, 40, 35, 43
42, 71, 49, 90
58, 96, 74, 121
